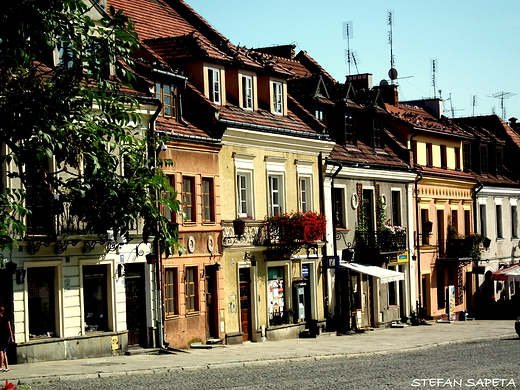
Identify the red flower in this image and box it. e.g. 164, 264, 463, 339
3, 380, 17, 390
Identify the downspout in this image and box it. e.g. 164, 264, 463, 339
328, 161, 344, 331
149, 99, 167, 349
471, 179, 483, 316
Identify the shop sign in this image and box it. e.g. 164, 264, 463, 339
389, 252, 409, 264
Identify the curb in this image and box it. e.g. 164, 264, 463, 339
14, 333, 518, 386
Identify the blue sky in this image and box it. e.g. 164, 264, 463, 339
186, 0, 520, 119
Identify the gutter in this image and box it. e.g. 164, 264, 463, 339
218, 118, 330, 140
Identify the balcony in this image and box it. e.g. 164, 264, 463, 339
441, 234, 488, 263
355, 230, 407, 255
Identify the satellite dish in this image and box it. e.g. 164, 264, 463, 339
388, 68, 398, 80
380, 79, 389, 86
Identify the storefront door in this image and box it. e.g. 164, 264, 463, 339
205, 265, 218, 339
125, 263, 147, 347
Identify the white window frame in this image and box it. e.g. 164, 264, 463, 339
234, 153, 256, 219
296, 160, 314, 214
207, 67, 221, 105
266, 157, 286, 217
272, 81, 284, 115
241, 74, 254, 110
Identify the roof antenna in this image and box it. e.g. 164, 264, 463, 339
387, 11, 398, 84
431, 59, 437, 98
488, 91, 517, 119
343, 21, 358, 75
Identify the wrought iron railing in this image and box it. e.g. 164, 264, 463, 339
355, 231, 407, 253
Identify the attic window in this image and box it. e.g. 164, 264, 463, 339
208, 68, 221, 105
272, 81, 283, 114
315, 108, 325, 124
496, 146, 503, 177
373, 119, 384, 149
242, 75, 253, 109
154, 82, 176, 118
345, 114, 355, 145
480, 145, 488, 174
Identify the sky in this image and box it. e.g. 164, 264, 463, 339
186, 0, 520, 120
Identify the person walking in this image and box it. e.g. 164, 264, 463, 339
0, 307, 14, 372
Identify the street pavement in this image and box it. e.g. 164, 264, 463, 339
2, 320, 517, 386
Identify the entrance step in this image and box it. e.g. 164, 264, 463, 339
190, 342, 225, 349
206, 338, 224, 345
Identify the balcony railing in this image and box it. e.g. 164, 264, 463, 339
355, 231, 407, 254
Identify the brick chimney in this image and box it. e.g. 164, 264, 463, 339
375, 84, 398, 106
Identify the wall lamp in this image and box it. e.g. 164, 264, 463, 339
222, 219, 246, 247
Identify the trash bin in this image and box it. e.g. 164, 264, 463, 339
459, 310, 468, 321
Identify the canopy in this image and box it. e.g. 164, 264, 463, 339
491, 263, 520, 282
340, 262, 405, 284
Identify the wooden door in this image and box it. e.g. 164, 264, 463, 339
125, 263, 146, 347
239, 268, 252, 342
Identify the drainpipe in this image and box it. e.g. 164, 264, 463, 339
148, 99, 167, 349
471, 180, 483, 316
413, 168, 423, 323
328, 161, 346, 332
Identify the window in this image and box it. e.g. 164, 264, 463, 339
451, 210, 458, 233
208, 68, 221, 104
28, 267, 57, 338
185, 267, 198, 312
512, 205, 518, 238
273, 81, 283, 114
454, 147, 461, 171
412, 140, 418, 165
496, 204, 503, 238
373, 119, 383, 149
201, 178, 214, 223
242, 75, 253, 109
268, 174, 284, 215
425, 143, 433, 167
315, 108, 325, 123
480, 145, 488, 174
165, 268, 178, 316
388, 265, 402, 306
437, 210, 445, 256
462, 142, 471, 172
479, 204, 487, 236
391, 190, 401, 227
154, 82, 176, 117
182, 176, 196, 223
362, 189, 375, 231
496, 147, 504, 177
83, 264, 109, 332
161, 175, 175, 221
57, 37, 73, 68
237, 172, 253, 218
421, 209, 430, 245
464, 210, 471, 236
440, 145, 447, 169
345, 114, 355, 145
298, 177, 311, 213
333, 188, 345, 228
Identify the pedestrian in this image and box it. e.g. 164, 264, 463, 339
0, 307, 14, 372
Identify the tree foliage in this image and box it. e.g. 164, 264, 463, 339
0, 0, 180, 253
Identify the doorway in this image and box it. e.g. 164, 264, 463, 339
239, 268, 252, 341
205, 265, 219, 339
124, 263, 147, 347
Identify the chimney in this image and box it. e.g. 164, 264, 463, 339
376, 84, 399, 106
345, 73, 373, 92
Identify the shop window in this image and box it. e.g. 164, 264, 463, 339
28, 267, 57, 338
185, 267, 198, 313
83, 264, 109, 332
388, 265, 401, 306
165, 268, 178, 316
267, 267, 285, 326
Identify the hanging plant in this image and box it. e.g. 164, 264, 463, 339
266, 211, 326, 244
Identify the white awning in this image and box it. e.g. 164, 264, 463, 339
491, 263, 520, 282
340, 262, 405, 284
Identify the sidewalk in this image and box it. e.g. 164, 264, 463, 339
3, 320, 517, 386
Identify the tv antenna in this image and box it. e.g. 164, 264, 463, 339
343, 21, 359, 75
387, 11, 398, 84
445, 93, 464, 118
431, 59, 437, 98
471, 95, 478, 116
488, 91, 516, 119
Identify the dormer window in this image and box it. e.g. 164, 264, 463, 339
154, 82, 176, 118
496, 147, 503, 177
242, 75, 253, 109
373, 119, 384, 149
480, 144, 488, 174
345, 114, 356, 145
207, 67, 221, 105
272, 81, 283, 115
315, 108, 325, 124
